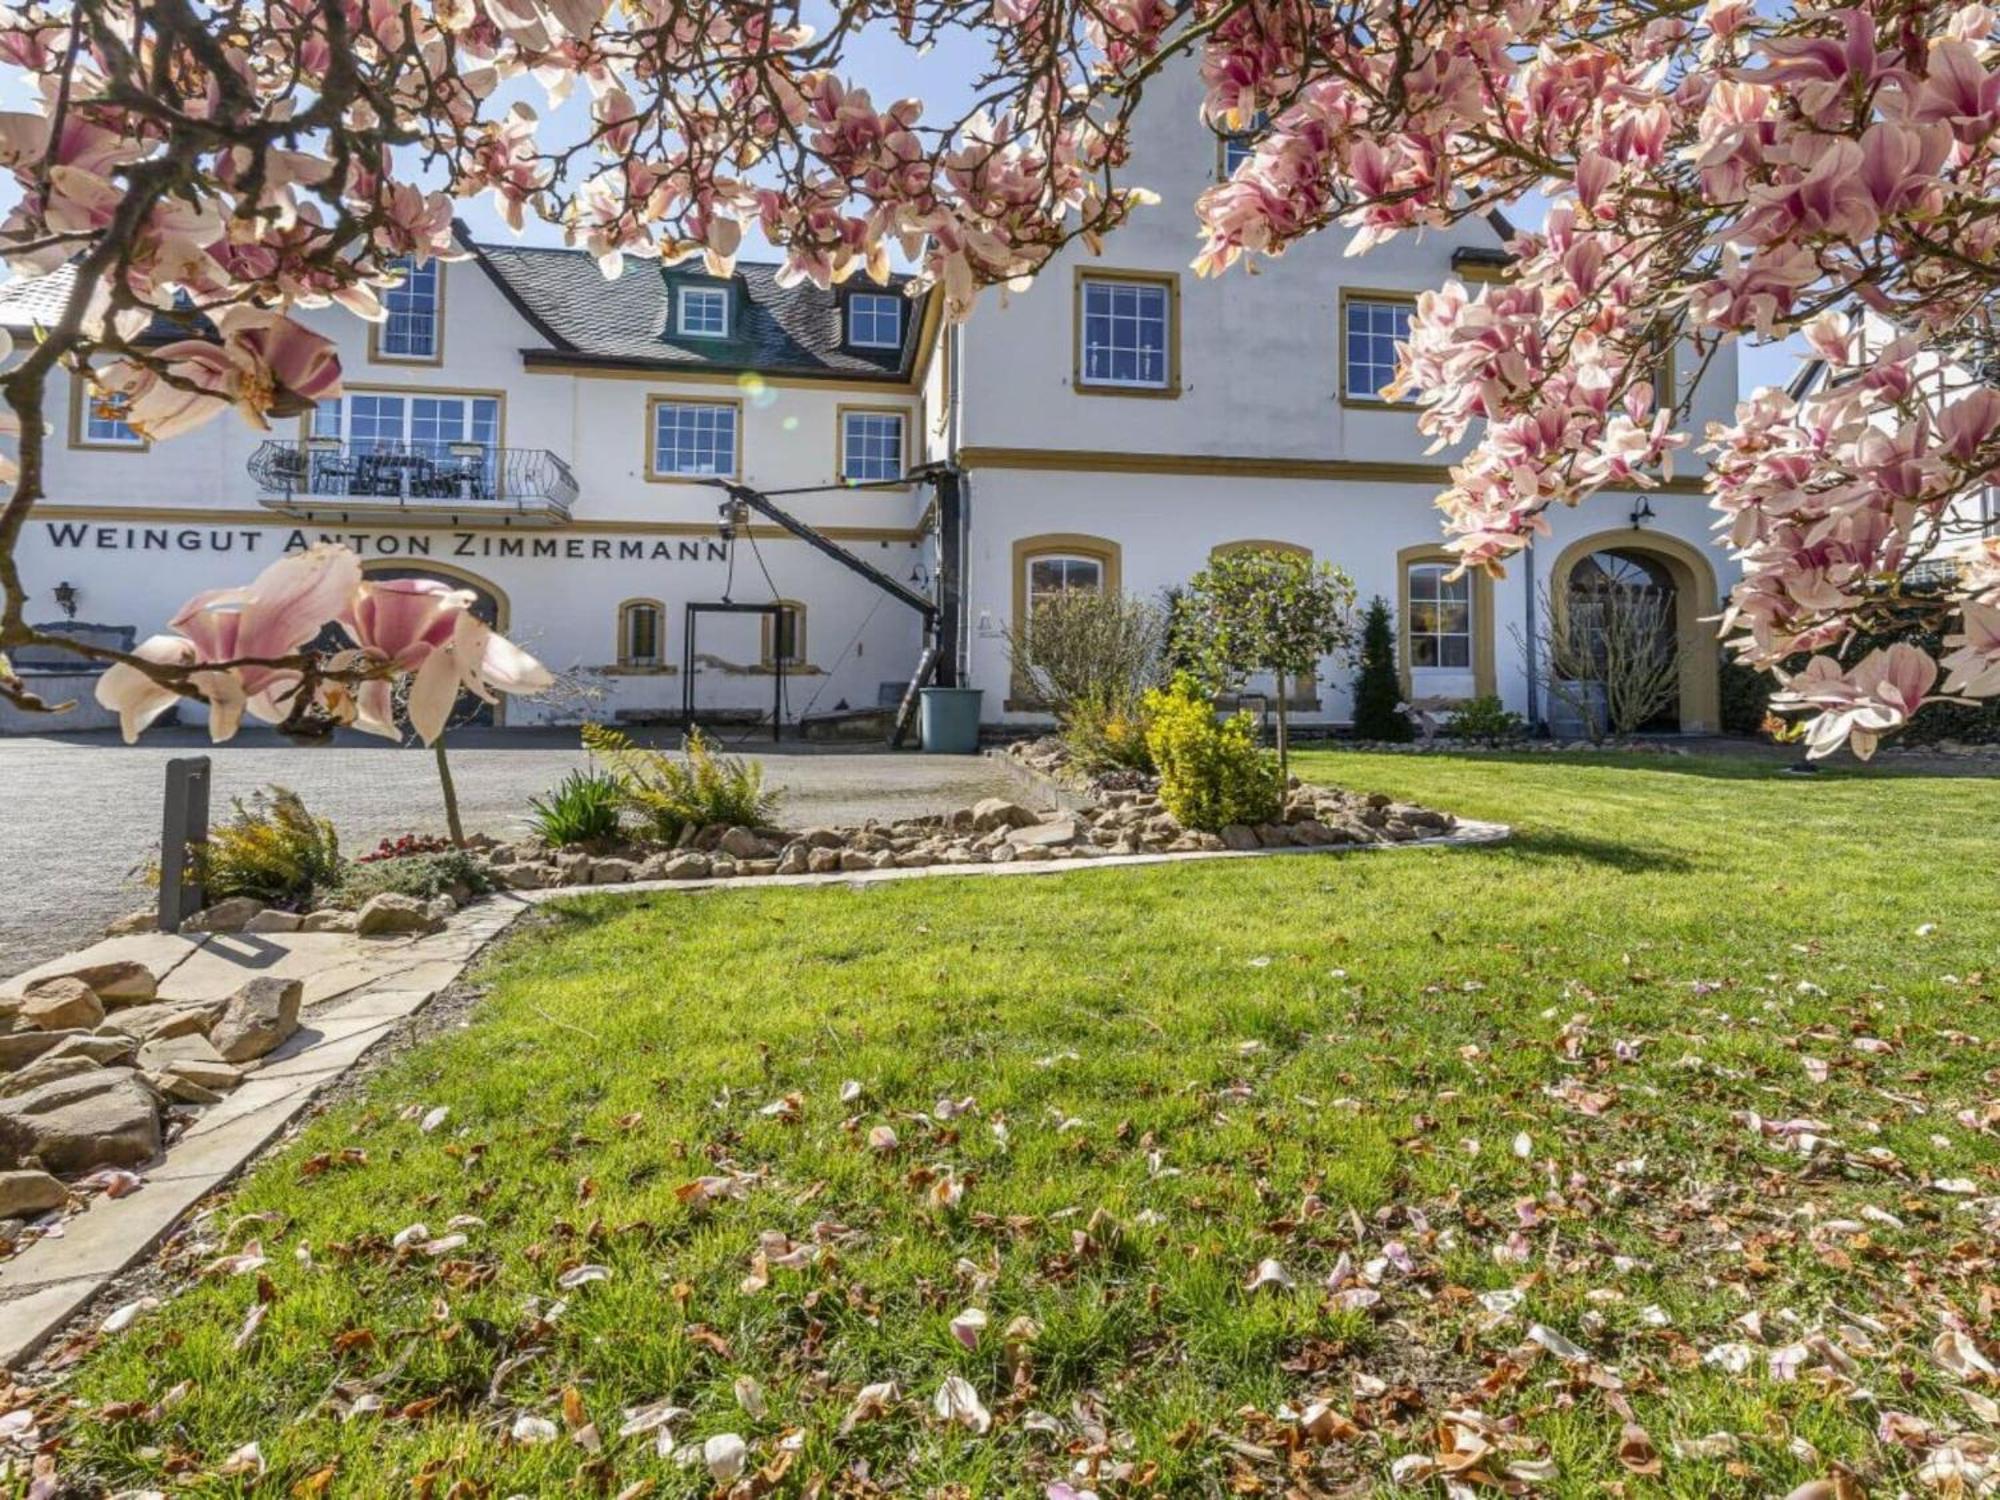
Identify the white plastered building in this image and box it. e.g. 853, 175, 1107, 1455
2, 62, 1740, 738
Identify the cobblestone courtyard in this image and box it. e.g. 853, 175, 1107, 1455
0, 727, 1022, 976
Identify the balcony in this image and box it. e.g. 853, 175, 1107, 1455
247, 439, 578, 525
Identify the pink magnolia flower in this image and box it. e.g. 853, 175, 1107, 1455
1769, 643, 1938, 759
95, 546, 361, 742
99, 307, 341, 441
335, 577, 479, 741
1939, 602, 2000, 700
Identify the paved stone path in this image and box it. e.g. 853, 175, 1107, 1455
0, 727, 1019, 976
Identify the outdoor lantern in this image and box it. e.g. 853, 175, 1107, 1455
52, 581, 78, 619
1629, 496, 1656, 530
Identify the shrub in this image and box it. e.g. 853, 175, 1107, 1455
1005, 590, 1168, 721
529, 769, 624, 846
1350, 596, 1412, 741
1062, 690, 1155, 775
1719, 655, 1776, 736
1446, 694, 1525, 746
581, 723, 780, 839
1141, 674, 1282, 832
192, 786, 342, 909
333, 849, 494, 910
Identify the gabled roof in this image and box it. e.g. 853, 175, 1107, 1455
462, 231, 929, 382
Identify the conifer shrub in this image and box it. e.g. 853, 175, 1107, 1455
1351, 596, 1412, 741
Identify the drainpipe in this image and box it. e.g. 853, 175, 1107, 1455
1522, 539, 1540, 730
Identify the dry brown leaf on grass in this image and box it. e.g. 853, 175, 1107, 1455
1617, 1422, 1661, 1476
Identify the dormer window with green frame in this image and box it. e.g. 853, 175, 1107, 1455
675, 283, 731, 339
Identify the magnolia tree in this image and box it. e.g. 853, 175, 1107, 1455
0, 0, 1996, 756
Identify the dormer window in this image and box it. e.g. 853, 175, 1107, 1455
847, 292, 902, 350
676, 285, 730, 339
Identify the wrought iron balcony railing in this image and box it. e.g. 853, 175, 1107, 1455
247, 439, 578, 523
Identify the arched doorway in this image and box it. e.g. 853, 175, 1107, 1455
1549, 531, 1721, 734
357, 561, 511, 727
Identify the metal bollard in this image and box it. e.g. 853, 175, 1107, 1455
157, 756, 211, 933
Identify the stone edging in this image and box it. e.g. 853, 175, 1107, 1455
512, 815, 1513, 904
0, 905, 519, 1370
0, 814, 1511, 1370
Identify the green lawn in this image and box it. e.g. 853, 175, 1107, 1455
38, 753, 2000, 1498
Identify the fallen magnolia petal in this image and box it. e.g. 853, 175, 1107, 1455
950, 1308, 988, 1350
391, 1223, 430, 1250
217, 1442, 264, 1477
76, 1168, 143, 1199
1245, 1258, 1295, 1293
1389, 1453, 1438, 1485
1527, 1323, 1590, 1363
933, 1375, 991, 1435
839, 1079, 864, 1104
617, 1399, 689, 1440
557, 1263, 612, 1289
704, 1432, 747, 1482
1933, 1329, 1999, 1381
734, 1375, 767, 1420
512, 1414, 559, 1445
203, 1241, 267, 1278
233, 1301, 267, 1352
868, 1124, 899, 1153
1672, 1431, 1740, 1459
1702, 1342, 1757, 1374
420, 1106, 449, 1133
839, 1380, 900, 1434
101, 1297, 160, 1335
1618, 1422, 1662, 1476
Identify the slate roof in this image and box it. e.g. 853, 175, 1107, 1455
465, 236, 929, 382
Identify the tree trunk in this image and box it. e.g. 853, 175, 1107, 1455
434, 734, 466, 847
1274, 669, 1290, 789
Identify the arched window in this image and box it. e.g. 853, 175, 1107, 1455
618, 599, 665, 669
1397, 546, 1495, 700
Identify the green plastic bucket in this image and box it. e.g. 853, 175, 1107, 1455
918, 687, 984, 754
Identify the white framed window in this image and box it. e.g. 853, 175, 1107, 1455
847, 293, 902, 349
1408, 564, 1472, 669
379, 258, 441, 360
1079, 276, 1173, 390
650, 399, 739, 479
840, 410, 905, 483
1026, 554, 1104, 615
620, 600, 664, 667
1342, 294, 1413, 403
76, 389, 143, 448
309, 391, 501, 497
676, 285, 730, 338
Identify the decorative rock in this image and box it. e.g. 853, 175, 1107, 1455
740, 859, 780, 878
103, 910, 157, 938
793, 827, 846, 850
987, 843, 1018, 864
209, 978, 302, 1064
354, 892, 439, 937
1008, 818, 1080, 849
1013, 844, 1054, 862
590, 859, 637, 885
98, 1004, 212, 1042
0, 1055, 107, 1099
137, 1034, 243, 1093
776, 844, 810, 876
243, 908, 304, 934
44, 1033, 139, 1068
43, 960, 155, 1005
141, 1070, 224, 1107
0, 1169, 67, 1218
970, 798, 1039, 833
0, 1071, 161, 1173
555, 851, 594, 884
424, 895, 458, 924
719, 827, 776, 860
660, 853, 712, 881
182, 896, 266, 934
301, 909, 358, 934
708, 858, 738, 880
0, 1031, 78, 1070
1219, 825, 1261, 852
806, 848, 841, 874
497, 862, 552, 890
838, 850, 873, 873
20, 977, 105, 1032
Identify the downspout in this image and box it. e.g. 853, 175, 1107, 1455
1523, 539, 1540, 730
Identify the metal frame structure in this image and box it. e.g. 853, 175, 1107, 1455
681, 600, 787, 742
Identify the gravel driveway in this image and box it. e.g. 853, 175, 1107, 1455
0, 726, 1026, 978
